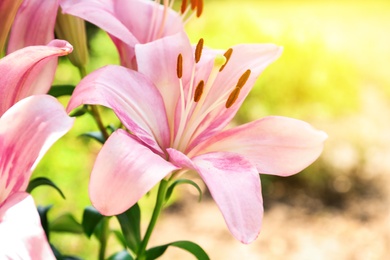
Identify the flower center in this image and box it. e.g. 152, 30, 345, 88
172, 39, 251, 152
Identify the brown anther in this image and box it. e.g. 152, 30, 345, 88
194, 80, 204, 102
195, 38, 204, 63
236, 69, 251, 89
190, 0, 197, 10
196, 0, 203, 17
177, 54, 183, 79
219, 48, 233, 72
225, 87, 241, 108
181, 0, 188, 14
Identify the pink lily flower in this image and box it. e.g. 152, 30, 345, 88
0, 39, 73, 257
6, 0, 59, 53
67, 32, 327, 243
0, 95, 74, 258
0, 39, 73, 115
59, 0, 198, 69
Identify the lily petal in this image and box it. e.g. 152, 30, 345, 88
60, 0, 182, 68
136, 32, 194, 136
192, 116, 328, 176
89, 129, 178, 216
0, 192, 55, 259
7, 0, 59, 53
0, 95, 74, 204
0, 40, 73, 115
67, 65, 170, 155
167, 148, 263, 244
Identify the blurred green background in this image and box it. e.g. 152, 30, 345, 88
30, 0, 390, 257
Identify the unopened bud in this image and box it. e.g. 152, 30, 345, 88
55, 7, 89, 71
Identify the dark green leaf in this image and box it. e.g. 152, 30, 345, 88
27, 177, 65, 199
37, 205, 53, 241
116, 203, 141, 253
145, 241, 209, 260
165, 179, 202, 203
50, 213, 83, 234
48, 85, 75, 97
82, 206, 105, 238
107, 250, 134, 260
69, 105, 89, 117
80, 131, 106, 144
112, 230, 127, 248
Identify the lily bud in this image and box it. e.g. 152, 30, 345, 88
55, 7, 89, 71
0, 0, 23, 55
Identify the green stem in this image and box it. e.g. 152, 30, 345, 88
90, 105, 110, 141
137, 179, 170, 259
98, 218, 110, 260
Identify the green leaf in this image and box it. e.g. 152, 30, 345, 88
37, 205, 53, 241
69, 105, 89, 117
48, 85, 75, 97
50, 213, 83, 234
82, 206, 105, 238
107, 250, 134, 260
27, 177, 65, 199
80, 131, 106, 144
116, 203, 141, 253
165, 179, 202, 203
112, 230, 127, 248
145, 241, 209, 260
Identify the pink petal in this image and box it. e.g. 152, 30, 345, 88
0, 0, 23, 53
0, 40, 73, 115
67, 65, 170, 155
60, 0, 182, 68
0, 192, 55, 259
136, 32, 194, 135
7, 0, 59, 53
167, 149, 263, 244
188, 44, 283, 150
0, 95, 74, 204
89, 129, 178, 216
191, 116, 328, 176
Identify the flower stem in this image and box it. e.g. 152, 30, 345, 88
98, 217, 110, 260
137, 179, 170, 259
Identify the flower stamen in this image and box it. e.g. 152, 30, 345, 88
195, 38, 204, 63
181, 0, 187, 14
194, 80, 204, 102
177, 53, 183, 78
219, 48, 233, 72
236, 69, 251, 89
225, 69, 251, 108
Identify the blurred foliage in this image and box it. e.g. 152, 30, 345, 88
30, 0, 390, 257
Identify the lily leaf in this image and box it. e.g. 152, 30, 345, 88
165, 179, 202, 203
80, 131, 106, 144
107, 250, 134, 260
145, 240, 209, 260
27, 177, 65, 199
50, 213, 83, 234
116, 203, 141, 253
37, 205, 53, 241
48, 85, 75, 97
82, 206, 105, 238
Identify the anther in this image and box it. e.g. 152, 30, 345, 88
190, 0, 196, 10
225, 87, 241, 108
236, 69, 251, 89
194, 80, 204, 102
195, 38, 204, 63
196, 0, 203, 17
219, 48, 233, 72
181, 0, 188, 14
177, 53, 183, 78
